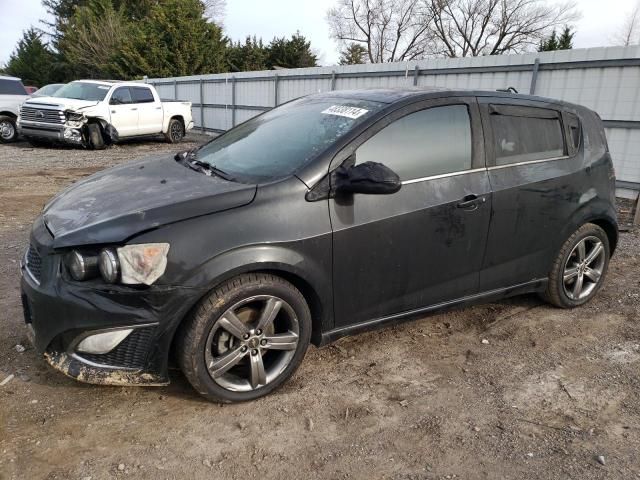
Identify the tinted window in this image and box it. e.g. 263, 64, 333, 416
110, 87, 133, 105
0, 78, 27, 95
566, 112, 581, 150
356, 105, 472, 181
195, 97, 384, 181
490, 107, 565, 165
131, 87, 154, 103
53, 81, 110, 101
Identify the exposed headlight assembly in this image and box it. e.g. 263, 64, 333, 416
65, 243, 170, 286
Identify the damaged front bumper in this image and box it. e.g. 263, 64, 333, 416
20, 218, 207, 386
18, 110, 117, 146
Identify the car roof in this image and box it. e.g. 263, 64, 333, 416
309, 87, 574, 109
0, 75, 22, 81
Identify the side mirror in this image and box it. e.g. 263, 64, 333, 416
334, 161, 401, 195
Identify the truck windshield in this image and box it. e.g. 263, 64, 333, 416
52, 82, 110, 101
195, 97, 384, 181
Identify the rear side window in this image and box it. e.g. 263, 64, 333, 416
110, 87, 132, 105
565, 112, 581, 151
0, 78, 27, 95
356, 105, 472, 181
131, 87, 154, 103
490, 105, 565, 165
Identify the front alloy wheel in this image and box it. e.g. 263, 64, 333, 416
0, 116, 18, 143
205, 295, 300, 392
177, 274, 311, 402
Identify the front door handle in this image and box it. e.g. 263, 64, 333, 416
130, 107, 138, 111
456, 194, 486, 210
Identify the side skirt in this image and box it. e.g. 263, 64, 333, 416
318, 278, 547, 347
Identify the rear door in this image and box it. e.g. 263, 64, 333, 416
329, 97, 492, 328
131, 86, 163, 134
478, 98, 579, 291
108, 87, 138, 137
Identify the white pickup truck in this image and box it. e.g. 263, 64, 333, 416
18, 80, 193, 149
0, 75, 29, 143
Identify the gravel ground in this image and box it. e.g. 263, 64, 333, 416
0, 137, 639, 480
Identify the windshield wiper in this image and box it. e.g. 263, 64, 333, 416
174, 149, 235, 181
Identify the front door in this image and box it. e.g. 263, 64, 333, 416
330, 98, 492, 328
108, 87, 138, 137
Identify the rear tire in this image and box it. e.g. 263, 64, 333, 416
87, 123, 105, 150
165, 118, 184, 143
176, 273, 312, 403
542, 223, 610, 308
0, 115, 18, 143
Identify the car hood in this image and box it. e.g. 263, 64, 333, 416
22, 96, 100, 111
43, 154, 257, 248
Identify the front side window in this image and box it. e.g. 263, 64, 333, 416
110, 88, 133, 105
490, 106, 565, 165
356, 105, 472, 181
131, 87, 154, 103
194, 97, 384, 181
53, 81, 110, 101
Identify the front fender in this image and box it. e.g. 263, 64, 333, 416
178, 243, 333, 341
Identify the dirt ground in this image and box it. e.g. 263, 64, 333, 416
0, 136, 639, 480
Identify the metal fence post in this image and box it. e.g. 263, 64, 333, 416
173, 79, 178, 100
331, 71, 336, 90
231, 76, 236, 128
199, 78, 205, 134
529, 58, 540, 95
274, 74, 279, 106
413, 65, 419, 86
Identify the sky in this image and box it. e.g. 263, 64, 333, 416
0, 0, 638, 67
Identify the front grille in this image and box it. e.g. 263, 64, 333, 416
20, 106, 65, 125
79, 326, 156, 370
25, 245, 42, 283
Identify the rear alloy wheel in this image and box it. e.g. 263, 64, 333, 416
542, 223, 610, 308
0, 115, 18, 143
177, 274, 311, 402
165, 118, 184, 143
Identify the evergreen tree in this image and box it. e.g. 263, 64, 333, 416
4, 28, 61, 85
539, 26, 574, 51
228, 36, 268, 72
557, 26, 575, 50
339, 43, 367, 65
266, 32, 317, 69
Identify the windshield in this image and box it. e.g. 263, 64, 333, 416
35, 83, 65, 97
194, 97, 384, 181
52, 81, 110, 101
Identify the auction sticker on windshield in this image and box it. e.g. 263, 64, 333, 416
321, 105, 369, 119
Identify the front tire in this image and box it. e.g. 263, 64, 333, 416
542, 223, 610, 308
0, 115, 18, 143
87, 123, 105, 150
176, 273, 312, 403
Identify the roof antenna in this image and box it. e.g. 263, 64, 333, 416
496, 86, 519, 93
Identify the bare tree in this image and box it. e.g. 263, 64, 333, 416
204, 0, 227, 25
427, 0, 578, 57
327, 0, 437, 63
612, 2, 640, 46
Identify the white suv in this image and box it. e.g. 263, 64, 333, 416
0, 75, 28, 143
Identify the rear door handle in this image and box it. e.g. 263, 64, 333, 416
457, 194, 486, 210
130, 108, 138, 111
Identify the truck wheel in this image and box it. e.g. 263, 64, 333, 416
541, 223, 610, 308
87, 123, 105, 150
176, 273, 312, 403
165, 118, 184, 143
0, 115, 18, 143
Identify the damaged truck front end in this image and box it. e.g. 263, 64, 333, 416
18, 106, 118, 148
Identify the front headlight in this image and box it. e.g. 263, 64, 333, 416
65, 251, 99, 281
65, 243, 169, 285
116, 243, 170, 285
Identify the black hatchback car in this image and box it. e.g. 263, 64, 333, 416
21, 88, 618, 402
